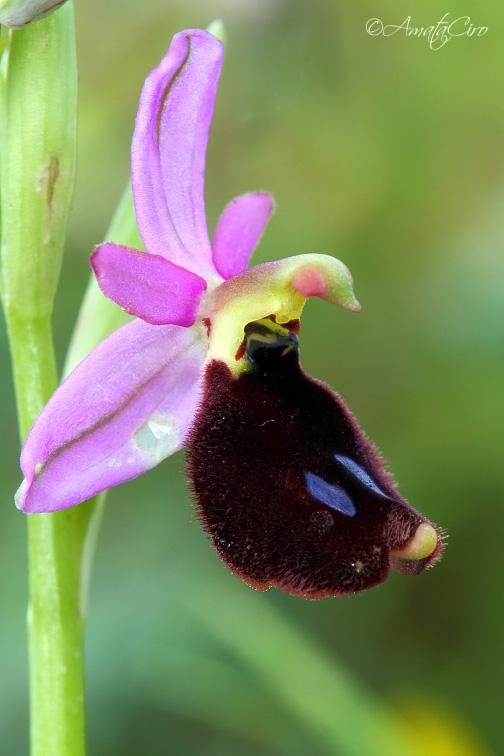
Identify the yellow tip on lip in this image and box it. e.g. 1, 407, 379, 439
390, 523, 438, 561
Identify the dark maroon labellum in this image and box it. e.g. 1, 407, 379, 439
187, 320, 443, 599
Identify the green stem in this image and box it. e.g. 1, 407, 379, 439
0, 5, 89, 755
27, 510, 88, 756
6, 312, 58, 439
6, 308, 91, 756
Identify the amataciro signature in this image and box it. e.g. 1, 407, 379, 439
366, 14, 488, 50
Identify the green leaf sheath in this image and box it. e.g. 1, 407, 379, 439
63, 181, 141, 378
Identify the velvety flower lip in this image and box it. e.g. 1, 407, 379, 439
16, 27, 443, 599
187, 318, 444, 599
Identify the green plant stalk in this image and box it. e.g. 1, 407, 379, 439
0, 5, 89, 755
6, 311, 92, 756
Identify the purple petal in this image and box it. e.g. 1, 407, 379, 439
212, 193, 274, 280
131, 29, 224, 280
91, 243, 207, 326
17, 320, 207, 513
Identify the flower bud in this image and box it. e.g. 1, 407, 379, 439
0, 0, 68, 29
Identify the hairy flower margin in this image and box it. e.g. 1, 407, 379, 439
16, 29, 443, 597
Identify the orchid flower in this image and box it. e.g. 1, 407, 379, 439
16, 29, 443, 598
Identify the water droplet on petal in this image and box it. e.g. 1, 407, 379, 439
135, 416, 178, 463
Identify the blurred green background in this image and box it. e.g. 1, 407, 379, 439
1, 0, 503, 754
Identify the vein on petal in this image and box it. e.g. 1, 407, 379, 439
39, 364, 169, 475
156, 35, 207, 273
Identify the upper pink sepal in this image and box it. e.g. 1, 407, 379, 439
131, 30, 223, 279
16, 320, 207, 513
212, 193, 274, 279
91, 243, 207, 326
